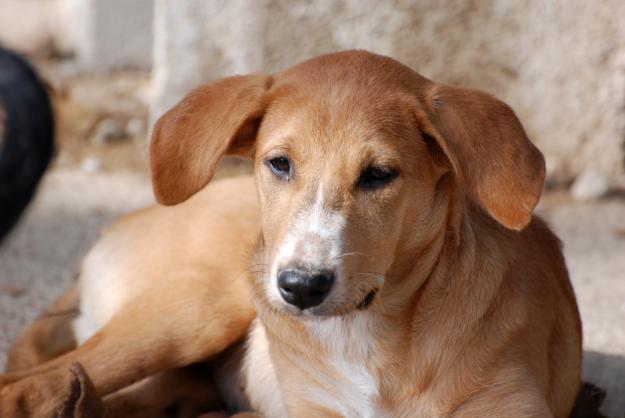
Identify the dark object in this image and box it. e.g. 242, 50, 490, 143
0, 47, 54, 243
570, 382, 607, 418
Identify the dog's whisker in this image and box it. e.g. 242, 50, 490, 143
332, 251, 367, 261
354, 271, 385, 282
359, 281, 379, 293
354, 271, 384, 276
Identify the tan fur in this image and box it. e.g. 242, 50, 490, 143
1, 51, 580, 418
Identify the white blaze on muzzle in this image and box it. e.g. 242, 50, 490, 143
268, 184, 346, 303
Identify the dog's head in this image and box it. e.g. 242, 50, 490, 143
151, 51, 545, 318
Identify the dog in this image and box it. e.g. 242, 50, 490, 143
0, 50, 582, 418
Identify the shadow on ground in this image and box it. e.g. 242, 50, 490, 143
583, 350, 625, 417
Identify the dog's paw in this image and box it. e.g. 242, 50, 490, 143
0, 365, 105, 418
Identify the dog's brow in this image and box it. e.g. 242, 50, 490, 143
259, 141, 292, 160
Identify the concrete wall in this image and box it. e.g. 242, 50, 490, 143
74, 0, 154, 70
151, 0, 625, 186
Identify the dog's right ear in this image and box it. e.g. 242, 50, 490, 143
150, 74, 273, 205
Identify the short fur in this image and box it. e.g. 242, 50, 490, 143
1, 51, 581, 418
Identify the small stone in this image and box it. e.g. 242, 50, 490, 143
544, 157, 568, 189
570, 167, 610, 201
81, 157, 102, 173
0, 285, 25, 297
125, 117, 145, 138
91, 117, 127, 145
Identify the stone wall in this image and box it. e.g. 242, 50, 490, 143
151, 0, 625, 186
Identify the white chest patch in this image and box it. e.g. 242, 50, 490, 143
304, 313, 384, 418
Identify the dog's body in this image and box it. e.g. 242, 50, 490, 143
1, 51, 581, 418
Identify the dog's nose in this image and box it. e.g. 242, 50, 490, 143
277, 269, 334, 310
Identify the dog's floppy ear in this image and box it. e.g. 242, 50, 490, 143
150, 74, 273, 205
417, 84, 545, 230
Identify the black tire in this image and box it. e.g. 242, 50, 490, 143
0, 47, 55, 243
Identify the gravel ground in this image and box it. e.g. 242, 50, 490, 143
0, 168, 624, 417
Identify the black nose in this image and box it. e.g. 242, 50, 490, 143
277, 269, 334, 310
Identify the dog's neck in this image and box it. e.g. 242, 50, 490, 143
250, 196, 521, 415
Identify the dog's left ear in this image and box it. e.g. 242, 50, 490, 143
150, 74, 273, 205
417, 84, 545, 230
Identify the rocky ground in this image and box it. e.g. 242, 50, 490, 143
0, 59, 624, 417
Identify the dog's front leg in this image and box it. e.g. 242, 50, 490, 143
0, 276, 256, 418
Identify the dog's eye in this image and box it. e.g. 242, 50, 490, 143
358, 166, 399, 190
266, 156, 291, 179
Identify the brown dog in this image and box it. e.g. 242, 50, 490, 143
1, 50, 581, 417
